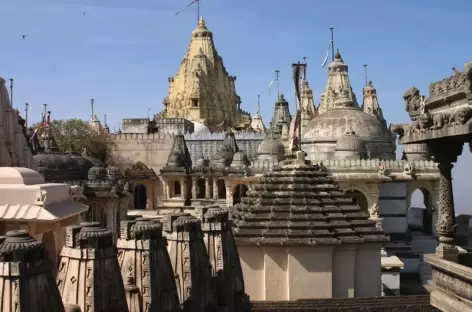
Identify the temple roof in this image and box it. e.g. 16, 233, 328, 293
232, 151, 387, 246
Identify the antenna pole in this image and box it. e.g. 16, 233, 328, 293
363, 64, 368, 86
9, 78, 13, 107
25, 103, 29, 129
329, 27, 335, 61
275, 70, 280, 98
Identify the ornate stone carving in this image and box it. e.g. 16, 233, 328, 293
0, 230, 65, 312
57, 222, 128, 311
403, 163, 415, 177
403, 87, 422, 115
430, 112, 451, 130
428, 141, 463, 261
450, 106, 472, 126
369, 203, 379, 218
164, 213, 217, 311
117, 218, 180, 312
199, 206, 251, 312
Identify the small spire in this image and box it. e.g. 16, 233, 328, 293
199, 16, 205, 27
335, 49, 343, 62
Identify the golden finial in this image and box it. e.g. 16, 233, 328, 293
199, 16, 205, 27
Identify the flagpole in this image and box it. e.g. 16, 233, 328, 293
363, 64, 368, 86
257, 94, 260, 114
197, 0, 200, 24
9, 78, 13, 108
329, 27, 335, 62
25, 103, 29, 129
275, 70, 280, 98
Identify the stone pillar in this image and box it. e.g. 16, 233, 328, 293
205, 178, 211, 199
200, 206, 251, 312
117, 218, 180, 312
0, 230, 65, 312
225, 182, 232, 207
57, 222, 128, 311
213, 178, 218, 200
180, 177, 187, 200
429, 141, 463, 262
164, 213, 217, 311
192, 177, 198, 199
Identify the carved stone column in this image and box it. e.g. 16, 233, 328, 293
192, 177, 198, 199
205, 178, 211, 199
429, 140, 463, 262
213, 178, 218, 200
225, 182, 232, 207
180, 177, 186, 200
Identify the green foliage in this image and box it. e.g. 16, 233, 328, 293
30, 118, 116, 163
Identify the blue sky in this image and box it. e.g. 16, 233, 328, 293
1, 0, 472, 213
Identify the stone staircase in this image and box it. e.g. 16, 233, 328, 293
411, 232, 437, 284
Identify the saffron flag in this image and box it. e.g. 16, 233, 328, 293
321, 41, 333, 67
30, 111, 51, 140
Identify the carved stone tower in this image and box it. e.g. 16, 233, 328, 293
361, 80, 387, 126
197, 206, 251, 312
56, 222, 128, 312
117, 218, 180, 312
163, 212, 217, 312
0, 230, 65, 312
300, 80, 317, 134
318, 50, 359, 114
162, 17, 250, 132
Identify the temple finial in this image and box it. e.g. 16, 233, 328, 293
199, 16, 205, 27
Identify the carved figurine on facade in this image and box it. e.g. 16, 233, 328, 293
370, 203, 379, 218
403, 87, 423, 116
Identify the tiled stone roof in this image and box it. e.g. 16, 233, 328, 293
232, 151, 388, 246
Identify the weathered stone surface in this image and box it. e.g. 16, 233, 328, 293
198, 205, 251, 312
163, 213, 217, 311
0, 230, 65, 312
117, 218, 180, 312
251, 295, 438, 311
57, 222, 128, 312
232, 151, 388, 245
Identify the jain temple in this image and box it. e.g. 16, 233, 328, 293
1, 15, 472, 312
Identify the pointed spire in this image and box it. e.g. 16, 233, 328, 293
318, 49, 359, 114
199, 16, 206, 27
362, 79, 386, 125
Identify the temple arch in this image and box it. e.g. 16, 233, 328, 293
134, 184, 147, 209
345, 189, 369, 213
233, 184, 249, 205
408, 187, 433, 234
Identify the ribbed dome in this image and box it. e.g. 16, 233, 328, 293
257, 135, 285, 155
88, 165, 108, 180
335, 131, 366, 152
231, 151, 248, 167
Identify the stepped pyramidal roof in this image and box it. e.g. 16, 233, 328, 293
232, 151, 387, 246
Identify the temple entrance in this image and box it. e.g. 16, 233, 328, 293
345, 190, 368, 213
217, 180, 226, 199
197, 178, 206, 199
233, 184, 248, 204
42, 231, 57, 271
174, 181, 182, 197
134, 184, 147, 209
408, 188, 433, 234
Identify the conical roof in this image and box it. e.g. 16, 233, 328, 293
232, 151, 387, 246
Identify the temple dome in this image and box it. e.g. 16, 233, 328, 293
34, 153, 94, 181
257, 135, 285, 156
334, 130, 367, 160
231, 151, 248, 167
302, 106, 394, 160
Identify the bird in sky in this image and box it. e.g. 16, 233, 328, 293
83, 12, 86, 15
22, 35, 27, 39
